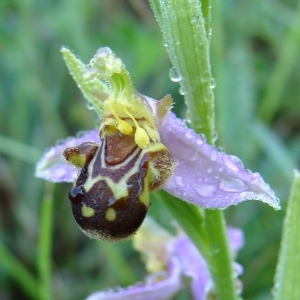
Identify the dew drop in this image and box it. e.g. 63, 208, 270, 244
169, 67, 182, 82
189, 152, 198, 161
69, 185, 85, 205
199, 134, 206, 143
185, 110, 191, 124
179, 85, 186, 95
194, 116, 203, 130
196, 138, 204, 146
175, 176, 184, 187
185, 130, 194, 140
108, 196, 117, 206
87, 103, 94, 110
210, 78, 216, 89
223, 156, 243, 172
219, 178, 247, 192
194, 185, 216, 198
210, 151, 218, 162
213, 131, 218, 143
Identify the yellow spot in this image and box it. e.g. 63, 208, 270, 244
82, 204, 95, 217
72, 155, 86, 168
106, 208, 117, 221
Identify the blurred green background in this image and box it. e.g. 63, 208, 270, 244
0, 0, 299, 299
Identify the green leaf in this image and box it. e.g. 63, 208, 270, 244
258, 2, 300, 124
273, 170, 300, 300
0, 242, 38, 300
252, 121, 295, 182
149, 0, 215, 143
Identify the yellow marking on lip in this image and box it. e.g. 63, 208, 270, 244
82, 204, 95, 217
83, 141, 167, 205
106, 208, 117, 221
84, 145, 142, 199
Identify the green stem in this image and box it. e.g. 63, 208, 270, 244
0, 241, 39, 300
205, 210, 239, 299
150, 1, 239, 299
37, 182, 55, 300
150, 0, 215, 141
201, 0, 212, 39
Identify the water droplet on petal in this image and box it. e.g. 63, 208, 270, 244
169, 67, 182, 82
199, 133, 206, 143
219, 178, 247, 192
196, 138, 204, 146
189, 152, 198, 161
185, 129, 194, 140
175, 176, 184, 187
194, 184, 216, 197
210, 151, 218, 162
223, 156, 240, 172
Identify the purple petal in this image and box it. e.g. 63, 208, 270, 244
35, 130, 100, 182
86, 258, 182, 300
227, 227, 244, 253
159, 112, 280, 210
171, 236, 211, 300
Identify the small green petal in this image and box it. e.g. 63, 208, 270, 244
61, 46, 107, 115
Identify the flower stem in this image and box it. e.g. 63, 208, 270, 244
150, 0, 215, 141
150, 0, 239, 299
205, 210, 239, 299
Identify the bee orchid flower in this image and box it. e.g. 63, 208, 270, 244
36, 47, 280, 240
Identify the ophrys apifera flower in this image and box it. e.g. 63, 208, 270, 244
36, 47, 280, 241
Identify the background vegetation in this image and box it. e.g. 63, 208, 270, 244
0, 0, 299, 299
